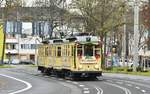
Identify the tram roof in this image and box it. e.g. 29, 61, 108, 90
66, 36, 100, 44
42, 35, 100, 45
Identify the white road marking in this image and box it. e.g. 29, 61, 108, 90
135, 87, 140, 89
83, 90, 90, 94
141, 90, 146, 93
51, 77, 55, 79
95, 87, 103, 94
126, 84, 132, 87
83, 88, 89, 90
44, 75, 49, 78
0, 74, 32, 94
79, 85, 85, 87
59, 82, 82, 94
112, 79, 150, 89
58, 78, 63, 81
72, 82, 78, 84
66, 80, 71, 83
116, 82, 123, 84
105, 82, 131, 94
107, 80, 113, 83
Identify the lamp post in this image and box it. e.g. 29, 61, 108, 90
8, 52, 11, 64
34, 36, 40, 65
35, 37, 38, 65
133, 0, 140, 72
143, 45, 147, 71
123, 9, 127, 70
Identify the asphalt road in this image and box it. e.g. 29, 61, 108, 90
0, 65, 150, 94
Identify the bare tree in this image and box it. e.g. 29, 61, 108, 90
1, 0, 25, 64
66, 0, 127, 66
32, 0, 67, 39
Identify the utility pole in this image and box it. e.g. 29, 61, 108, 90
148, 0, 150, 50
123, 13, 126, 70
133, 0, 140, 72
1, 0, 7, 65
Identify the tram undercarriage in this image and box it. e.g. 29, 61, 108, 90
38, 66, 102, 80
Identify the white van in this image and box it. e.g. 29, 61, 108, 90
11, 59, 20, 65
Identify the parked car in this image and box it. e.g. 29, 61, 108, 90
3, 59, 9, 64
19, 60, 34, 65
119, 59, 133, 67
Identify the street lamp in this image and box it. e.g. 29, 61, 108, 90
34, 36, 41, 65
143, 45, 147, 71
133, 0, 140, 72
8, 52, 11, 64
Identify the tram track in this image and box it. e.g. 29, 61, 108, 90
104, 82, 132, 94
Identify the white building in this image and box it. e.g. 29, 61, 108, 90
19, 35, 42, 63
5, 34, 42, 64
5, 34, 19, 61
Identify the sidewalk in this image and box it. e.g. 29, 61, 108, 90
103, 73, 150, 81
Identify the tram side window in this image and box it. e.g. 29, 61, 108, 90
49, 46, 51, 56
84, 45, 93, 56
38, 47, 41, 56
51, 46, 53, 56
68, 45, 70, 56
41, 47, 45, 56
55, 47, 57, 57
63, 45, 66, 56
77, 45, 82, 56
45, 47, 49, 56
65, 45, 67, 56
71, 46, 74, 56
57, 47, 61, 57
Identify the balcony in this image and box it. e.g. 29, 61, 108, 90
5, 49, 18, 54
6, 38, 18, 43
139, 51, 150, 57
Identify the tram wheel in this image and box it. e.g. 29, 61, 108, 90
64, 71, 75, 80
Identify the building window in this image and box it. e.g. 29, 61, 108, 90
12, 34, 15, 38
12, 44, 15, 49
31, 44, 35, 49
6, 44, 16, 50
21, 44, 23, 49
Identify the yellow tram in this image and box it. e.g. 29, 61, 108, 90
37, 34, 102, 78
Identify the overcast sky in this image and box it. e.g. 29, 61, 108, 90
25, 0, 72, 7
25, 0, 36, 6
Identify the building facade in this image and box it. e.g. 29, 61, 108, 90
5, 21, 42, 64
5, 33, 41, 64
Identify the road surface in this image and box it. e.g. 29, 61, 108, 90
0, 65, 150, 94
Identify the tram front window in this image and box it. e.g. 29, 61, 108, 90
84, 45, 93, 56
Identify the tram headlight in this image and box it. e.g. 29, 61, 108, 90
79, 65, 83, 69
94, 65, 99, 69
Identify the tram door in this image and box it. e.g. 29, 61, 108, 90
70, 45, 74, 68
62, 44, 74, 68
56, 46, 62, 68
